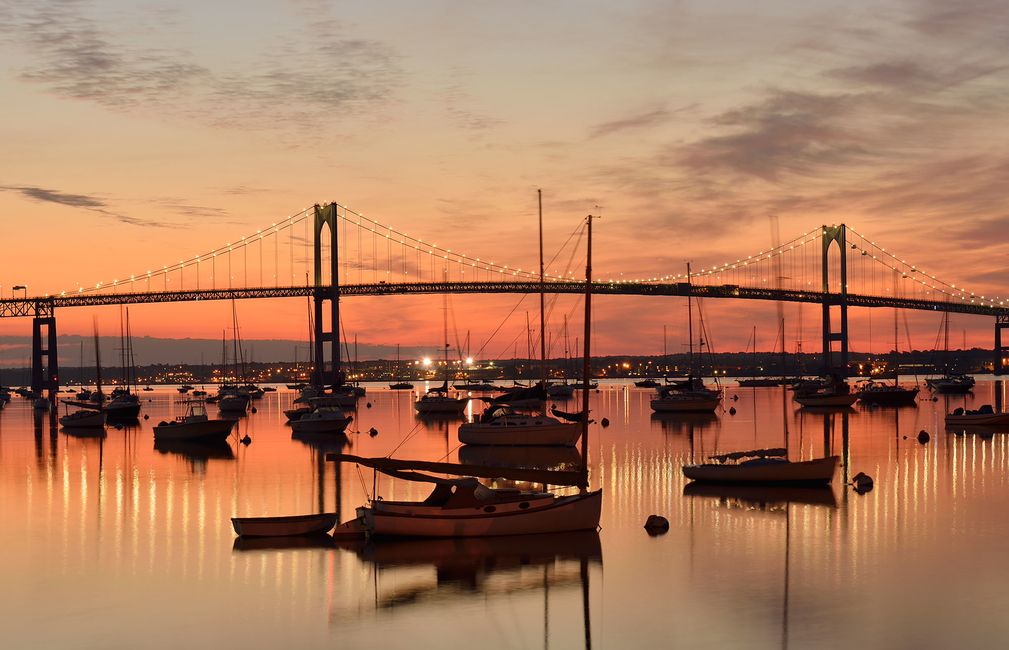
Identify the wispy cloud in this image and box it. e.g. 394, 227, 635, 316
0, 2, 404, 132
1, 184, 173, 228
589, 107, 675, 139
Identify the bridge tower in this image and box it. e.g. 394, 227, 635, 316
821, 224, 849, 376
995, 316, 1009, 375
30, 300, 59, 398
312, 203, 343, 388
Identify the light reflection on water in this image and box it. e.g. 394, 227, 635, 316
2, 381, 1009, 647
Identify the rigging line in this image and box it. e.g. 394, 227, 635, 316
492, 322, 534, 366
384, 420, 425, 458
473, 293, 531, 359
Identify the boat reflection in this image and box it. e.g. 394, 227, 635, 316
154, 438, 235, 462
458, 444, 582, 470
354, 530, 601, 604
650, 412, 718, 435
683, 482, 837, 510
291, 430, 351, 451
945, 424, 1009, 438
232, 533, 336, 553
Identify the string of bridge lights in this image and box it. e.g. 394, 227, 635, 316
54, 202, 584, 298
615, 225, 1004, 309
335, 204, 581, 282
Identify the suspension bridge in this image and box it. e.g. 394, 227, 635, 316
3, 203, 1008, 396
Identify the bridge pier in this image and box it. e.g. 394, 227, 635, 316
30, 301, 59, 399
995, 315, 1009, 375
312, 203, 343, 388
820, 225, 849, 376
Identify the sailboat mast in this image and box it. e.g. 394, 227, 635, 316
687, 262, 694, 375
538, 189, 547, 388
580, 215, 594, 482
93, 318, 102, 403
442, 288, 450, 387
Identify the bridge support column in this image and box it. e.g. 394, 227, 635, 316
30, 301, 59, 398
995, 315, 1009, 375
821, 224, 849, 376
312, 203, 342, 388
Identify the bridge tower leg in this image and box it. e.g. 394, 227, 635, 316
30, 301, 59, 399
821, 224, 849, 376
312, 203, 342, 388
994, 315, 1009, 375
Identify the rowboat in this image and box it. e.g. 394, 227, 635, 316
944, 405, 1009, 427
683, 449, 838, 485
231, 512, 338, 537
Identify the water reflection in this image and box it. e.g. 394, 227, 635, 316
7, 383, 1009, 648
683, 482, 838, 509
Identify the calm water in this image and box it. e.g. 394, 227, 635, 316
3, 380, 1009, 649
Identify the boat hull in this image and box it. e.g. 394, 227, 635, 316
361, 489, 602, 538
231, 513, 338, 537
414, 398, 468, 414
59, 411, 107, 428
458, 421, 582, 446
290, 416, 352, 434
153, 418, 236, 442
945, 414, 1009, 427
683, 456, 839, 485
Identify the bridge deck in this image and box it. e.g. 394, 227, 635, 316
1, 282, 1006, 318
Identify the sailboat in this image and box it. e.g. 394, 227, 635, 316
217, 302, 252, 414
329, 214, 602, 537
925, 313, 974, 393
737, 324, 784, 387
60, 320, 108, 431
388, 344, 414, 390
414, 286, 469, 414
651, 263, 722, 413
855, 302, 919, 406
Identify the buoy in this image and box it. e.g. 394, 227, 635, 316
852, 472, 874, 494
250, 406, 257, 413
241, 435, 252, 445
366, 402, 372, 409
917, 429, 930, 444
143, 414, 149, 420
369, 427, 379, 437
114, 423, 123, 430
732, 394, 739, 401
729, 407, 737, 415
600, 417, 610, 427
643, 514, 669, 535
932, 396, 938, 402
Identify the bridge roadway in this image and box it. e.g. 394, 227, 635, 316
1, 281, 1006, 318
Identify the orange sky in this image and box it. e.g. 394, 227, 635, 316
2, 1, 1009, 359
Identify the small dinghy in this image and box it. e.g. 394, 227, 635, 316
683, 448, 838, 485
231, 513, 339, 537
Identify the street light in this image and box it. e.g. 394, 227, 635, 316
12, 285, 27, 299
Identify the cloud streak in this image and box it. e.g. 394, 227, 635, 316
1, 184, 173, 228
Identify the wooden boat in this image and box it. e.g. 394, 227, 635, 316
414, 388, 469, 414
926, 374, 974, 394
289, 407, 352, 434
231, 512, 338, 537
388, 381, 414, 390
854, 382, 919, 406
458, 406, 581, 446
153, 402, 236, 442
634, 379, 661, 388
59, 409, 107, 429
944, 405, 1009, 427
683, 449, 838, 485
